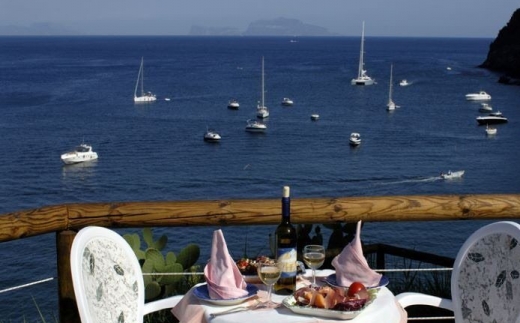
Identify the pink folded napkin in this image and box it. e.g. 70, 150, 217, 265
203, 229, 249, 299
331, 220, 382, 287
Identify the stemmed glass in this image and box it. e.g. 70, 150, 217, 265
256, 260, 282, 309
302, 245, 326, 286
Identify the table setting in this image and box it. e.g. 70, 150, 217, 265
171, 222, 407, 323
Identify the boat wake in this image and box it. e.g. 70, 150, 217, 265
375, 176, 441, 186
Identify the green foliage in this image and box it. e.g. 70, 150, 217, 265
123, 228, 203, 302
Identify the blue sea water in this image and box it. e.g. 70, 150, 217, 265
0, 36, 519, 320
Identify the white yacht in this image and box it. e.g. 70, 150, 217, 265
245, 119, 266, 132
476, 111, 508, 125
256, 57, 270, 119
399, 79, 410, 87
351, 22, 374, 86
479, 103, 492, 112
349, 133, 361, 146
465, 91, 491, 101
310, 114, 320, 121
134, 57, 156, 103
281, 98, 294, 106
61, 143, 98, 165
227, 99, 239, 109
204, 128, 221, 142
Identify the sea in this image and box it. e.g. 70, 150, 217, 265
1, 36, 519, 321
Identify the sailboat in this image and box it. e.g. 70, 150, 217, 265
351, 22, 374, 86
387, 64, 399, 111
256, 57, 269, 119
134, 57, 156, 103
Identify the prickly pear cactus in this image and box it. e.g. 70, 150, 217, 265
123, 228, 201, 301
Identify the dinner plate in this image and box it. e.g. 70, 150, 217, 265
324, 274, 389, 289
282, 291, 376, 320
193, 283, 259, 306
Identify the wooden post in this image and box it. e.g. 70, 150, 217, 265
56, 230, 80, 323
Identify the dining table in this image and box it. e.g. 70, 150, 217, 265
171, 269, 408, 323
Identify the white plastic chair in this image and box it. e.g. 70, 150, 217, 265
396, 221, 520, 322
70, 226, 183, 323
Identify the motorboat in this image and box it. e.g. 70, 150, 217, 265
204, 128, 221, 142
476, 111, 508, 125
485, 124, 497, 136
281, 98, 294, 106
440, 170, 465, 180
465, 91, 491, 101
479, 103, 492, 112
227, 99, 239, 109
256, 57, 269, 119
134, 57, 157, 103
351, 22, 374, 86
399, 79, 410, 87
61, 143, 98, 165
349, 133, 361, 146
387, 64, 399, 111
245, 119, 266, 132
310, 114, 320, 121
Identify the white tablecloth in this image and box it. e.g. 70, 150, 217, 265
172, 270, 407, 323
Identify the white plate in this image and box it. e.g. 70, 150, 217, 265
282, 292, 375, 320
193, 283, 259, 306
324, 274, 389, 289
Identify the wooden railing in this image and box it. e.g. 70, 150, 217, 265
1, 193, 520, 322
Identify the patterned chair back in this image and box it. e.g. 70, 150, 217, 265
71, 226, 145, 323
452, 221, 520, 322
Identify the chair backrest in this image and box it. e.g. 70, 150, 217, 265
70, 226, 146, 323
451, 221, 520, 323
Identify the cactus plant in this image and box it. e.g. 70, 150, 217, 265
123, 228, 202, 301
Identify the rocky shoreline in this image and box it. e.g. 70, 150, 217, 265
479, 8, 520, 84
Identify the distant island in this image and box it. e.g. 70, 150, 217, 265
480, 8, 520, 83
191, 18, 337, 37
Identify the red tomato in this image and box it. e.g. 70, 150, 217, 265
347, 282, 367, 298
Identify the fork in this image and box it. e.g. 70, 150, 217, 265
209, 300, 260, 318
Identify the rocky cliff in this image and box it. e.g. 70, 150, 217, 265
480, 8, 520, 81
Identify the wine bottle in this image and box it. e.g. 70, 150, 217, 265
274, 186, 298, 295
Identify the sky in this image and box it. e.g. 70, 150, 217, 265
1, 0, 518, 37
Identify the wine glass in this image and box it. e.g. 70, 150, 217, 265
302, 245, 326, 286
256, 260, 282, 309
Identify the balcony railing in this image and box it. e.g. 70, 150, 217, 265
1, 193, 519, 322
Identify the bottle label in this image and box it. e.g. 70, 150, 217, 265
277, 247, 297, 278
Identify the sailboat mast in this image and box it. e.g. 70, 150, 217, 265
140, 57, 144, 96
389, 64, 393, 102
261, 56, 265, 107
357, 21, 365, 78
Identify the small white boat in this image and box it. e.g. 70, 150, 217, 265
351, 22, 374, 86
349, 133, 361, 146
399, 79, 410, 87
465, 91, 491, 101
479, 103, 492, 112
440, 170, 465, 180
61, 143, 98, 165
485, 124, 497, 136
245, 119, 266, 132
134, 57, 157, 103
204, 128, 221, 142
227, 99, 239, 109
281, 98, 294, 106
310, 114, 320, 121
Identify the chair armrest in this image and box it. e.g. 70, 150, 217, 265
143, 295, 184, 315
396, 292, 453, 311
